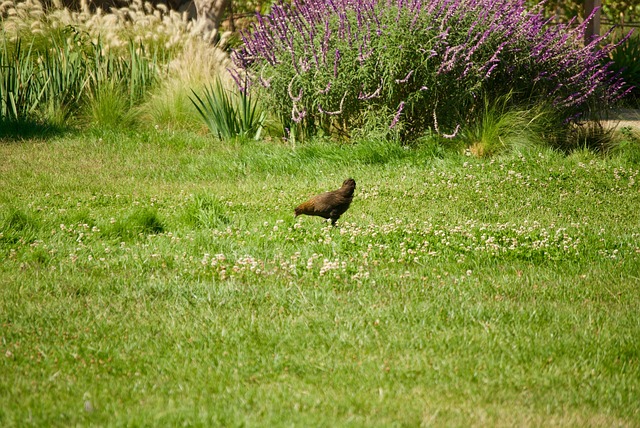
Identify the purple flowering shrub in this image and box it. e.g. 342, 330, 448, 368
233, 0, 630, 141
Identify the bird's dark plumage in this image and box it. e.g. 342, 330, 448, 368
294, 178, 356, 226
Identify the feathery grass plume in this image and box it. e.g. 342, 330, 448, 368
234, 0, 631, 143
0, 0, 194, 54
139, 37, 234, 131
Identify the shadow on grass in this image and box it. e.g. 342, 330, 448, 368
0, 120, 68, 142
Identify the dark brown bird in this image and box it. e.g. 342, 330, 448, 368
294, 178, 356, 226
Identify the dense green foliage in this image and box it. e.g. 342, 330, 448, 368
610, 32, 640, 103
236, 0, 628, 143
0, 28, 160, 127
526, 0, 640, 25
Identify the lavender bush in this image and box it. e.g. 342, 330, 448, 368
233, 0, 630, 142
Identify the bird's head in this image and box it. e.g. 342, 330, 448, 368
342, 178, 356, 190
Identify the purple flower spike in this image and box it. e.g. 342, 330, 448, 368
395, 70, 414, 84
442, 124, 460, 139
333, 49, 341, 78
358, 86, 382, 100
319, 81, 332, 95
389, 101, 405, 129
319, 92, 347, 116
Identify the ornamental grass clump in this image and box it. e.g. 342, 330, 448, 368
0, 0, 194, 54
0, 29, 159, 126
1, 0, 236, 131
234, 0, 631, 142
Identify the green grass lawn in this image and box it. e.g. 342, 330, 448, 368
1, 130, 639, 426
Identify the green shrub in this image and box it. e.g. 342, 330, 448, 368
461, 94, 556, 157
84, 80, 137, 129
190, 78, 265, 140
235, 0, 629, 143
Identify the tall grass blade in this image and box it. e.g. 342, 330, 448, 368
190, 78, 265, 140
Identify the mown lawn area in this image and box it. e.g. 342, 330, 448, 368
1, 130, 639, 426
